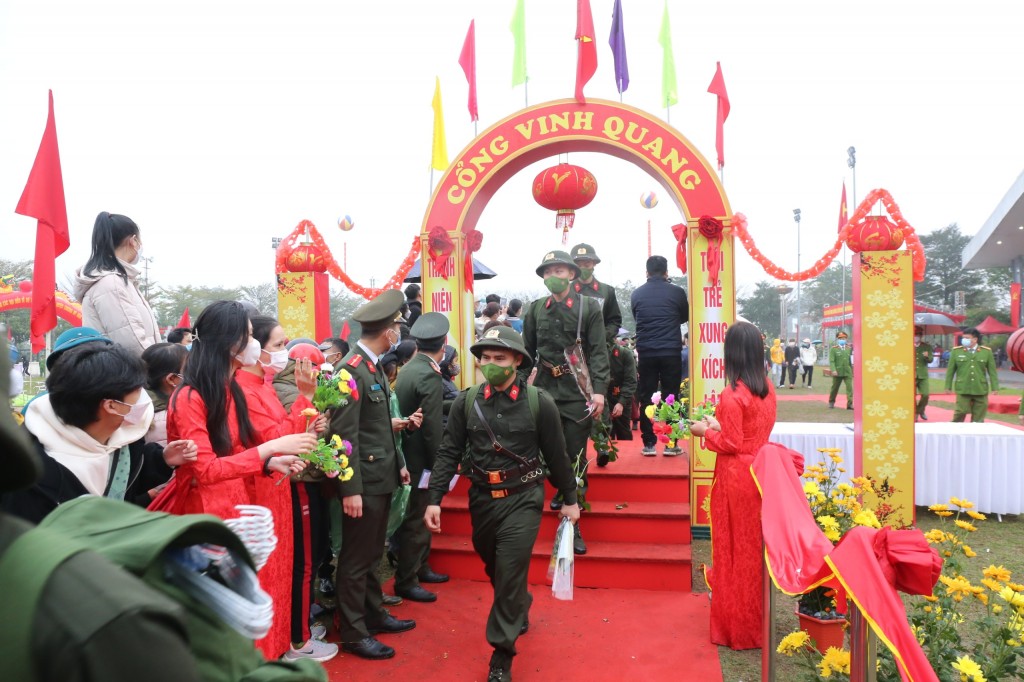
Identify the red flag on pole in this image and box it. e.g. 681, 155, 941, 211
574, 0, 597, 104
706, 62, 730, 169
176, 307, 191, 329
459, 20, 478, 122
15, 91, 69, 354
339, 320, 351, 342
1011, 283, 1021, 329
838, 181, 849, 233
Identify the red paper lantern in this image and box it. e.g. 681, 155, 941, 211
845, 215, 905, 252
285, 243, 327, 272
17, 280, 32, 292
1007, 327, 1024, 373
532, 163, 598, 243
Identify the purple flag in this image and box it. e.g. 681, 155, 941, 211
608, 0, 628, 93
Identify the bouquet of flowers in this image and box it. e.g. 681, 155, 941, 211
300, 434, 355, 481
313, 368, 357, 413
644, 388, 716, 444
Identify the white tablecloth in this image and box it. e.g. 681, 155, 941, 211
769, 422, 1024, 514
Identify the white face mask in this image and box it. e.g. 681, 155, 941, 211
235, 337, 262, 367
261, 348, 288, 372
131, 237, 144, 265
113, 390, 151, 426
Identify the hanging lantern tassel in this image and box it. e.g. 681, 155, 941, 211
557, 209, 575, 243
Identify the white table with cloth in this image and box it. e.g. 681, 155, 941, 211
768, 422, 1024, 514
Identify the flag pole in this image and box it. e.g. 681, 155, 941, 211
524, 79, 529, 108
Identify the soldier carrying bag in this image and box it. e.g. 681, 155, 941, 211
463, 383, 544, 499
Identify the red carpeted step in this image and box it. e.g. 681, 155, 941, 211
439, 497, 690, 544
430, 534, 692, 592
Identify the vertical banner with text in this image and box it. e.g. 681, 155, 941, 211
277, 272, 330, 343
853, 251, 916, 527
687, 218, 736, 538
421, 232, 470, 387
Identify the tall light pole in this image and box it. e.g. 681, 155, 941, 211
793, 208, 801, 341
776, 284, 793, 340
843, 146, 856, 316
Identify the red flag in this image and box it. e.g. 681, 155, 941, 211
574, 0, 597, 104
15, 91, 69, 354
838, 181, 849, 233
1011, 283, 1021, 329
6, 326, 11, 343
340, 320, 351, 342
706, 62, 730, 169
176, 307, 191, 329
459, 20, 478, 122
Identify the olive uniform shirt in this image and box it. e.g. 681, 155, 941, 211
829, 345, 853, 378
914, 342, 934, 381
521, 293, 610, 402
329, 345, 405, 497
945, 345, 999, 395
572, 279, 622, 343
394, 352, 444, 477
427, 379, 578, 505
608, 344, 638, 406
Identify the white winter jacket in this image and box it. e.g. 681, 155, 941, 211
799, 345, 818, 366
73, 260, 160, 354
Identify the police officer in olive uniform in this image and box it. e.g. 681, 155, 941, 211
522, 250, 609, 555
607, 329, 638, 444
828, 330, 853, 410
424, 326, 580, 682
913, 325, 934, 421
945, 327, 999, 423
329, 289, 414, 661
570, 243, 622, 343
392, 312, 450, 603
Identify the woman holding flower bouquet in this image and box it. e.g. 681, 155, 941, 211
689, 321, 777, 650
238, 315, 337, 663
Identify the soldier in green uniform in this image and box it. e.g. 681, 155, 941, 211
328, 289, 414, 661
521, 250, 609, 555
606, 328, 638, 447
392, 312, 450, 603
828, 330, 853, 410
424, 326, 580, 682
913, 325, 934, 421
945, 327, 999, 423
570, 243, 622, 342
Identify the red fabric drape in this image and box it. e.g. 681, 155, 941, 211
574, 0, 597, 103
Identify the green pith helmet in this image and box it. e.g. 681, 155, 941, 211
570, 243, 601, 264
470, 325, 533, 371
534, 250, 581, 279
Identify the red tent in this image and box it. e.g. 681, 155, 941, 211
974, 315, 1018, 335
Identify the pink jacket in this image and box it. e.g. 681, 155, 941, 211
73, 261, 159, 354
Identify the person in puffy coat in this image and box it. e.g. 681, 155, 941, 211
73, 212, 160, 354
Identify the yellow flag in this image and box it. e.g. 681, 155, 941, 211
431, 77, 448, 172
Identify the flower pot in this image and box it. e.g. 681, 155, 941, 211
795, 606, 845, 654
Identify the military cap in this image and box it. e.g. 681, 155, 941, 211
836, 331, 849, 339
470, 325, 533, 371
534, 250, 581, 279
353, 289, 405, 333
1, 338, 41, 493
47, 326, 112, 369
570, 243, 602, 264
410, 312, 450, 343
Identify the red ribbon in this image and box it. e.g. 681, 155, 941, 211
464, 228, 483, 293
427, 226, 455, 278
670, 223, 687, 274
698, 215, 724, 286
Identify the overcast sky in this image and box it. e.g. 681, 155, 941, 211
1, 0, 1021, 306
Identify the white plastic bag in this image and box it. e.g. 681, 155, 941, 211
550, 517, 575, 601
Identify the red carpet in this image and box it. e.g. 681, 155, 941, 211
321, 578, 720, 681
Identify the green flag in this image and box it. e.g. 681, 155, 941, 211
659, 1, 678, 108
510, 0, 527, 86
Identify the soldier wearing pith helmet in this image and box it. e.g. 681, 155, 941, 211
392, 312, 451, 604
328, 288, 414, 661
425, 325, 579, 682
522, 249, 610, 556
570, 243, 622, 343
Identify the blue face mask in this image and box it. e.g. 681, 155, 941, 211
961, 338, 972, 348
837, 339, 847, 347
185, 343, 193, 351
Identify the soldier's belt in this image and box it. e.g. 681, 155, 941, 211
471, 460, 543, 487
611, 386, 621, 395
541, 360, 573, 377
474, 474, 545, 500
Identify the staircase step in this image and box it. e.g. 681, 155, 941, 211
439, 498, 690, 544
430, 534, 692, 592
449, 468, 689, 505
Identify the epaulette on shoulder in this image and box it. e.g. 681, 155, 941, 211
980, 345, 992, 351
347, 355, 363, 368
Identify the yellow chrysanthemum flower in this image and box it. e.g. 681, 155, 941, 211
1008, 582, 1024, 593
924, 594, 939, 602
983, 565, 1012, 583
975, 592, 989, 606
993, 605, 1004, 614
934, 510, 954, 517
803, 481, 821, 496
962, 545, 977, 558
940, 575, 975, 598
340, 468, 354, 482
966, 510, 986, 521
924, 529, 946, 544
337, 455, 349, 470
999, 586, 1024, 608
954, 519, 978, 533
929, 503, 949, 512
330, 434, 343, 448
981, 578, 1002, 592
338, 369, 352, 381
853, 509, 882, 529
951, 655, 985, 681
817, 647, 851, 677
776, 630, 810, 656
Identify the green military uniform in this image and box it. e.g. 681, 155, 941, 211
427, 326, 577, 679
328, 290, 407, 644
945, 344, 999, 422
607, 339, 638, 440
569, 243, 622, 343
522, 251, 610, 503
393, 313, 448, 595
828, 339, 853, 409
914, 339, 934, 419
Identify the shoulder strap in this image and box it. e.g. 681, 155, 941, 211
463, 384, 482, 423
526, 385, 539, 423
0, 527, 89, 680
575, 293, 585, 343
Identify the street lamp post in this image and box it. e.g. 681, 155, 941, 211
793, 208, 801, 341
776, 284, 793, 340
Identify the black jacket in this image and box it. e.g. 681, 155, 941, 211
630, 277, 689, 358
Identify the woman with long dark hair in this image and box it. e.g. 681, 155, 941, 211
73, 212, 160, 353
690, 321, 777, 650
166, 301, 315, 520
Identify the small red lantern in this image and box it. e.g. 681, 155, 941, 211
17, 280, 32, 293
285, 243, 327, 273
1007, 327, 1024, 373
532, 163, 598, 243
845, 215, 905, 252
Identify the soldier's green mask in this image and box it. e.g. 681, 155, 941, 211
578, 267, 594, 281
480, 362, 515, 386
544, 276, 570, 294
